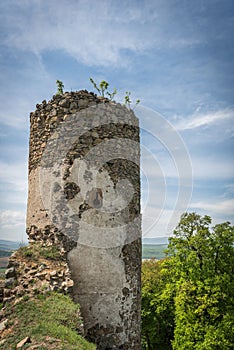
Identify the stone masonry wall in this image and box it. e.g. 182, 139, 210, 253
26, 90, 142, 349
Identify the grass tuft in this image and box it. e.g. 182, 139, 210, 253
18, 243, 61, 261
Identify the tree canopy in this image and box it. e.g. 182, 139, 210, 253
142, 212, 234, 349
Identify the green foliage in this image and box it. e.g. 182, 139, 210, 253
2, 292, 95, 349
40, 245, 61, 260
18, 243, 61, 261
124, 91, 140, 110
167, 213, 234, 350
89, 78, 117, 100
141, 259, 174, 350
99, 80, 109, 96
89, 77, 101, 95
106, 87, 117, 100
56, 80, 64, 95
54, 77, 140, 110
141, 213, 234, 350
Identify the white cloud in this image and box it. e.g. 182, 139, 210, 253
190, 198, 234, 217
1, 1, 152, 66
0, 210, 25, 229
176, 108, 234, 131
143, 197, 234, 238
1, 0, 203, 67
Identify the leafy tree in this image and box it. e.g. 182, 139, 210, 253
166, 213, 234, 350
141, 213, 234, 349
142, 259, 174, 350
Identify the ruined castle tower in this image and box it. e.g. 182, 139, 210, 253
27, 90, 142, 349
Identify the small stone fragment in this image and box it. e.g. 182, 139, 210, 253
5, 267, 16, 278
0, 319, 8, 332
16, 336, 31, 348
50, 270, 57, 277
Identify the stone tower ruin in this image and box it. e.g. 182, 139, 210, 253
27, 90, 142, 349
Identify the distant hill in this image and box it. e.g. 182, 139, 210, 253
0, 238, 169, 261
1, 238, 169, 249
142, 244, 168, 260
0, 240, 22, 269
142, 237, 168, 245
0, 239, 21, 251
142, 237, 168, 260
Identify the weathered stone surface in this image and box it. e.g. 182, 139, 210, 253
4, 277, 16, 288
26, 90, 142, 348
5, 267, 16, 279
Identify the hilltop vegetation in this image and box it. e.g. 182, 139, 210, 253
0, 292, 95, 349
142, 213, 234, 349
1, 213, 233, 349
0, 242, 95, 349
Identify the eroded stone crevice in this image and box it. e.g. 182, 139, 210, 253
27, 224, 77, 253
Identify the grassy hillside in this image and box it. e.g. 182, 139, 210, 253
0, 239, 167, 348
0, 241, 95, 349
0, 292, 95, 349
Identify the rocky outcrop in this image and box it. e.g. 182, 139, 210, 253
2, 242, 73, 305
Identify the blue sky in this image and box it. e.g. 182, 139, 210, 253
0, 0, 233, 242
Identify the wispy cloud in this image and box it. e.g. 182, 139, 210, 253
1, 1, 152, 66
0, 1, 204, 67
176, 108, 234, 131
190, 198, 234, 217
